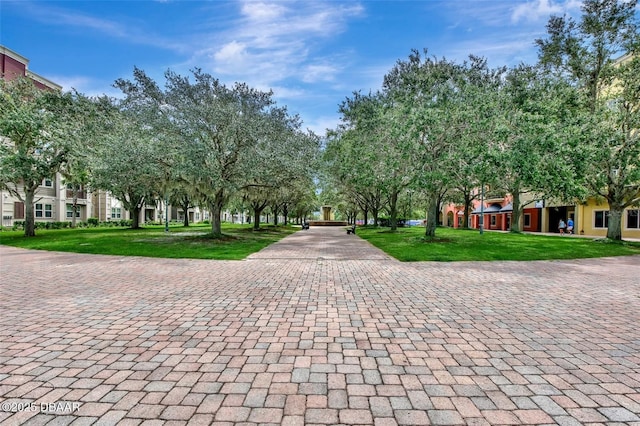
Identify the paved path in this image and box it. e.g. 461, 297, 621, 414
1, 228, 639, 426
247, 226, 394, 260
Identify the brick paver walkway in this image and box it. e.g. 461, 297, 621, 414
1, 227, 639, 425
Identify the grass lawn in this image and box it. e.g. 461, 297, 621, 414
0, 223, 297, 260
356, 226, 640, 262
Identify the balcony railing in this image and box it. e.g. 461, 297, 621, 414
66, 189, 86, 199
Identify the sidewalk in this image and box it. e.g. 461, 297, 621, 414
247, 225, 394, 260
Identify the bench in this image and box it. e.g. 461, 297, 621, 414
346, 224, 356, 235
302, 222, 309, 230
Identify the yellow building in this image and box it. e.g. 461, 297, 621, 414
576, 198, 640, 239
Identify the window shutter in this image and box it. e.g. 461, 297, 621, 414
14, 202, 25, 219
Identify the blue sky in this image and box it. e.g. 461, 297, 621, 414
2, 0, 591, 135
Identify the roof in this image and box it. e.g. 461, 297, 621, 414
471, 204, 503, 214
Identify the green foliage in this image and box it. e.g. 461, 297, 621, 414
536, 0, 640, 240
11, 219, 133, 230
114, 68, 320, 235
0, 78, 73, 236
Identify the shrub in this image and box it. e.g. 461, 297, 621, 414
87, 217, 99, 227
50, 222, 70, 229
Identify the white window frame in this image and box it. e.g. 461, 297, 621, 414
43, 178, 53, 187
111, 207, 122, 219
594, 210, 609, 229
36, 203, 53, 218
626, 209, 640, 230
523, 213, 531, 228
66, 204, 81, 218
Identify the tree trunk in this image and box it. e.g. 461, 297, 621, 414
510, 191, 522, 232
372, 208, 379, 227
182, 197, 190, 227
131, 206, 141, 229
283, 205, 289, 226
425, 194, 438, 238
436, 191, 446, 226
71, 187, 79, 228
211, 189, 225, 236
253, 207, 263, 231
463, 192, 472, 229
389, 190, 399, 231
24, 189, 36, 237
273, 205, 280, 226
363, 208, 369, 226
211, 203, 222, 236
606, 203, 623, 240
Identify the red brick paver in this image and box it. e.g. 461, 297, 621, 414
1, 226, 639, 425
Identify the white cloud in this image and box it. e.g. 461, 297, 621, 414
240, 1, 287, 22
511, 0, 578, 23
302, 64, 338, 83
302, 114, 341, 136
214, 41, 248, 64
195, 1, 364, 89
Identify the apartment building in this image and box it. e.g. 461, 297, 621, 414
1, 46, 94, 227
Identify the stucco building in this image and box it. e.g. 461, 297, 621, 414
1, 46, 95, 227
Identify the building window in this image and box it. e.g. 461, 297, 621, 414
66, 204, 81, 218
524, 214, 531, 228
43, 178, 53, 187
627, 209, 639, 229
490, 215, 496, 226
196, 212, 200, 221
36, 203, 53, 218
111, 207, 122, 219
594, 210, 609, 228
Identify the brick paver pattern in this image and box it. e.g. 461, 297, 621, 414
1, 226, 639, 425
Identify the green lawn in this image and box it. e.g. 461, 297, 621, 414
356, 226, 640, 261
0, 223, 297, 260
